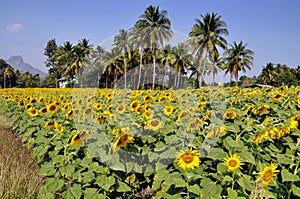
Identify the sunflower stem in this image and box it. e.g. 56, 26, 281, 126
231, 172, 235, 190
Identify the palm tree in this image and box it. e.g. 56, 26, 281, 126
91, 45, 107, 86
64, 39, 93, 87
131, 25, 147, 89
56, 41, 75, 78
209, 53, 224, 86
114, 29, 131, 89
136, 5, 173, 89
223, 41, 254, 86
4, 67, 14, 88
189, 12, 228, 87
172, 43, 192, 88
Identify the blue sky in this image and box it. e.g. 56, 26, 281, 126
1, 0, 300, 79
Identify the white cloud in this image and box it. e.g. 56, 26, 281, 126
6, 23, 24, 32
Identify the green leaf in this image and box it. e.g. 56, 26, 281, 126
227, 188, 238, 199
116, 181, 131, 192
238, 151, 255, 164
37, 185, 56, 199
95, 175, 115, 191
188, 184, 200, 195
292, 184, 300, 197
223, 136, 237, 153
38, 163, 56, 176
84, 188, 101, 199
59, 164, 75, 177
281, 169, 300, 182
207, 148, 227, 161
200, 178, 222, 199
61, 184, 82, 199
277, 154, 294, 165
217, 162, 227, 174
45, 178, 65, 192
237, 175, 255, 191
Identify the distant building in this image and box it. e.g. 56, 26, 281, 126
58, 77, 78, 88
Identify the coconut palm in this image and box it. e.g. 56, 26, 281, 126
209, 53, 224, 86
64, 39, 93, 87
114, 29, 131, 89
172, 43, 192, 88
189, 12, 228, 87
55, 41, 75, 78
135, 5, 173, 89
223, 41, 254, 86
91, 45, 107, 86
4, 67, 14, 88
130, 25, 147, 89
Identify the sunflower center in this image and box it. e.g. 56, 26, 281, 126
50, 105, 56, 111
229, 160, 238, 167
151, 120, 159, 126
262, 170, 273, 181
118, 106, 124, 111
132, 102, 138, 109
182, 153, 194, 163
117, 134, 129, 146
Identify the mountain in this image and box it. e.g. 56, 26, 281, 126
7, 55, 47, 78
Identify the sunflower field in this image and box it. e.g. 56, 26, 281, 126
0, 86, 300, 198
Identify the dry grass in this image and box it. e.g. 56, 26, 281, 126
0, 114, 44, 199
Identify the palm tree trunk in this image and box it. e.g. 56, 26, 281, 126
123, 55, 127, 89
3, 74, 6, 88
152, 50, 156, 89
235, 72, 239, 87
137, 46, 143, 90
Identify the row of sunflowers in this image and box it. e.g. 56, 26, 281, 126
0, 86, 299, 198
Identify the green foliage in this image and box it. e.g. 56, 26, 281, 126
1, 86, 300, 198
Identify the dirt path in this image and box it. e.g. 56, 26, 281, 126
0, 113, 44, 199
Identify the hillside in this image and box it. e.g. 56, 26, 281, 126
7, 55, 47, 78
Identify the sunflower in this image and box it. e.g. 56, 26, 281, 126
55, 123, 63, 134
178, 110, 192, 123
143, 110, 153, 119
175, 148, 200, 170
223, 110, 238, 120
44, 120, 56, 130
18, 100, 25, 107
39, 107, 48, 114
223, 154, 243, 172
256, 163, 279, 186
146, 119, 163, 131
83, 107, 93, 117
95, 115, 107, 123
70, 130, 89, 147
116, 103, 126, 114
164, 105, 174, 116
47, 103, 58, 114
187, 118, 203, 132
93, 102, 103, 110
130, 100, 139, 112
26, 107, 38, 117
113, 133, 134, 152
253, 104, 270, 116
66, 110, 75, 119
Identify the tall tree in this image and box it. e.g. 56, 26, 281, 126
91, 45, 107, 87
114, 29, 130, 89
63, 39, 93, 87
136, 5, 173, 89
4, 67, 15, 88
189, 13, 228, 87
56, 41, 75, 78
44, 39, 60, 87
209, 53, 224, 86
223, 41, 254, 86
